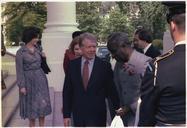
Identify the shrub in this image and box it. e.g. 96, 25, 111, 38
152, 39, 163, 50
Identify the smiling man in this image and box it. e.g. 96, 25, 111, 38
62, 32, 119, 127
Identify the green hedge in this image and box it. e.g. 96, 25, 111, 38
152, 39, 163, 50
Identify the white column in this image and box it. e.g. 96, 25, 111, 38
42, 2, 79, 91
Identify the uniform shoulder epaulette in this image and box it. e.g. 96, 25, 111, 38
154, 49, 174, 64
153, 49, 174, 86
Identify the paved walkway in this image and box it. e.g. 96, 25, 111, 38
2, 79, 112, 127
1, 50, 113, 127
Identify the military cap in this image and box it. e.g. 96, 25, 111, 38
162, 1, 186, 23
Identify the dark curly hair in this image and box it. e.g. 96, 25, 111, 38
135, 29, 153, 43
21, 26, 41, 44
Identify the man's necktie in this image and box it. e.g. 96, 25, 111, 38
82, 60, 89, 90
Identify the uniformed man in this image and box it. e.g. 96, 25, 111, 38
138, 1, 186, 126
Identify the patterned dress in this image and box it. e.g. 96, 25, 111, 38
16, 46, 52, 119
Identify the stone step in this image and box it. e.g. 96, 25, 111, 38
53, 91, 64, 126
7, 87, 55, 127
2, 75, 17, 99
2, 86, 113, 126
45, 87, 55, 126
2, 53, 16, 62
2, 53, 16, 75
2, 70, 9, 79
1, 51, 19, 127
2, 83, 19, 126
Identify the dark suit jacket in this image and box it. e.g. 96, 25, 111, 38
63, 56, 119, 127
145, 44, 161, 58
139, 44, 186, 126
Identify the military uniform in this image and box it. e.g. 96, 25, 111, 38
138, 42, 186, 126
138, 1, 186, 126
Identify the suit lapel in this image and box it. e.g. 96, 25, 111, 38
87, 57, 99, 89
76, 58, 85, 90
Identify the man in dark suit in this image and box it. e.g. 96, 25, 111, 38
138, 1, 186, 126
63, 32, 119, 127
134, 28, 161, 58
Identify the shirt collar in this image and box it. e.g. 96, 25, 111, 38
128, 50, 152, 75
82, 56, 95, 64
143, 43, 152, 54
175, 40, 186, 46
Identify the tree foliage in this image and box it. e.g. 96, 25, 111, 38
76, 1, 166, 42
134, 2, 167, 39
115, 1, 167, 39
2, 2, 166, 46
2, 2, 46, 46
99, 8, 134, 42
76, 2, 102, 40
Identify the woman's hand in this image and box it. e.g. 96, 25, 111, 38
20, 87, 27, 95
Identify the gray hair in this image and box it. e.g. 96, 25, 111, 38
107, 32, 130, 54
79, 32, 97, 47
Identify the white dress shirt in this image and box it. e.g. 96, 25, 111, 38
143, 43, 152, 54
175, 40, 186, 46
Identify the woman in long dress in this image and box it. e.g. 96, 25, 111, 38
16, 27, 52, 126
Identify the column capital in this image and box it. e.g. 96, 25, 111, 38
44, 2, 79, 33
